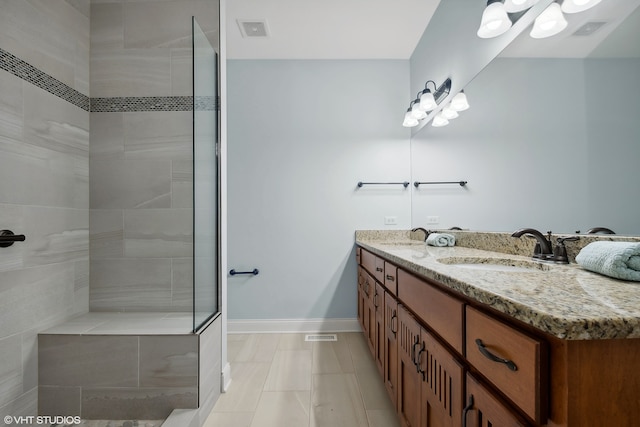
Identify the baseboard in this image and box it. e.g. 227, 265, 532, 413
221, 362, 232, 392
227, 318, 361, 334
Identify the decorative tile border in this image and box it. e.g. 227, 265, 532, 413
0, 47, 90, 111
91, 96, 193, 112
1, 47, 219, 113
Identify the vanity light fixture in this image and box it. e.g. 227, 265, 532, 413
403, 104, 419, 127
402, 79, 452, 128
431, 112, 450, 127
477, 0, 513, 39
503, 0, 540, 13
561, 0, 602, 14
530, 2, 567, 38
450, 90, 470, 112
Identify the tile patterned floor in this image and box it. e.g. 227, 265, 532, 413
202, 332, 400, 427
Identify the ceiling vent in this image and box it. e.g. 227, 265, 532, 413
572, 21, 607, 36
237, 19, 269, 38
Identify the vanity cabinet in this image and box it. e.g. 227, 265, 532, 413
357, 242, 640, 427
357, 247, 541, 427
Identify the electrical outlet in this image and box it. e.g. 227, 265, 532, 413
427, 216, 440, 224
384, 216, 398, 225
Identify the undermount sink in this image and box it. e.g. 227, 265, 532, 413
436, 256, 550, 272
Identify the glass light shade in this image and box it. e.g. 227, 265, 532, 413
530, 3, 568, 39
441, 105, 459, 120
450, 91, 470, 111
477, 2, 512, 39
431, 113, 449, 127
561, 0, 602, 14
411, 103, 427, 119
504, 0, 539, 13
419, 90, 437, 111
403, 111, 419, 127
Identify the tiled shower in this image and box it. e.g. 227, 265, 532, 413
0, 0, 221, 422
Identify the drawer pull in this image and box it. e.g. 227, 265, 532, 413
411, 336, 421, 366
376, 267, 383, 272
462, 395, 474, 427
475, 339, 518, 371
390, 310, 398, 335
374, 292, 379, 308
385, 274, 395, 281
416, 341, 426, 380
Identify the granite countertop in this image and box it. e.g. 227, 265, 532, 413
356, 230, 640, 340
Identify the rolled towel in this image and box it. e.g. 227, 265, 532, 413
575, 241, 640, 282
426, 233, 456, 247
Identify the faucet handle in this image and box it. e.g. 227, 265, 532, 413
553, 236, 580, 263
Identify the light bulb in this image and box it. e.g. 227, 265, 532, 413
402, 111, 419, 127
530, 3, 567, 39
561, 0, 602, 14
431, 113, 449, 127
411, 103, 427, 119
442, 105, 459, 120
504, 0, 539, 13
450, 91, 470, 112
477, 2, 512, 39
419, 90, 437, 111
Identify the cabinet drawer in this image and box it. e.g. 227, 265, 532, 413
465, 373, 527, 427
383, 261, 397, 296
361, 249, 384, 282
466, 306, 547, 424
397, 269, 464, 354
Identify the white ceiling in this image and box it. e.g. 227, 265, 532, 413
225, 0, 440, 59
225, 0, 640, 60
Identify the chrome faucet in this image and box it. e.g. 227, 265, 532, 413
411, 227, 430, 241
511, 228, 553, 259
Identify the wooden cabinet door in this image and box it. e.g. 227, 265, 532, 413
397, 305, 422, 427
463, 374, 526, 427
384, 292, 398, 408
374, 282, 385, 376
365, 272, 376, 356
417, 329, 464, 427
357, 266, 365, 331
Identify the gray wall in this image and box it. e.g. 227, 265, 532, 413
227, 60, 411, 321
0, 0, 90, 418
89, 0, 218, 311
585, 58, 640, 234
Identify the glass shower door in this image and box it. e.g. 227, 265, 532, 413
192, 17, 220, 332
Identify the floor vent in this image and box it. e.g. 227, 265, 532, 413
305, 334, 337, 342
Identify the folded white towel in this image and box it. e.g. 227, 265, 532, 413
426, 233, 456, 247
575, 241, 640, 282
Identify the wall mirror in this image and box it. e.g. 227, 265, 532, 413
410, 0, 640, 236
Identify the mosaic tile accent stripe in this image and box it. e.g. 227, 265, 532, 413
91, 96, 217, 112
0, 47, 90, 111
1, 47, 219, 113
91, 96, 192, 112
